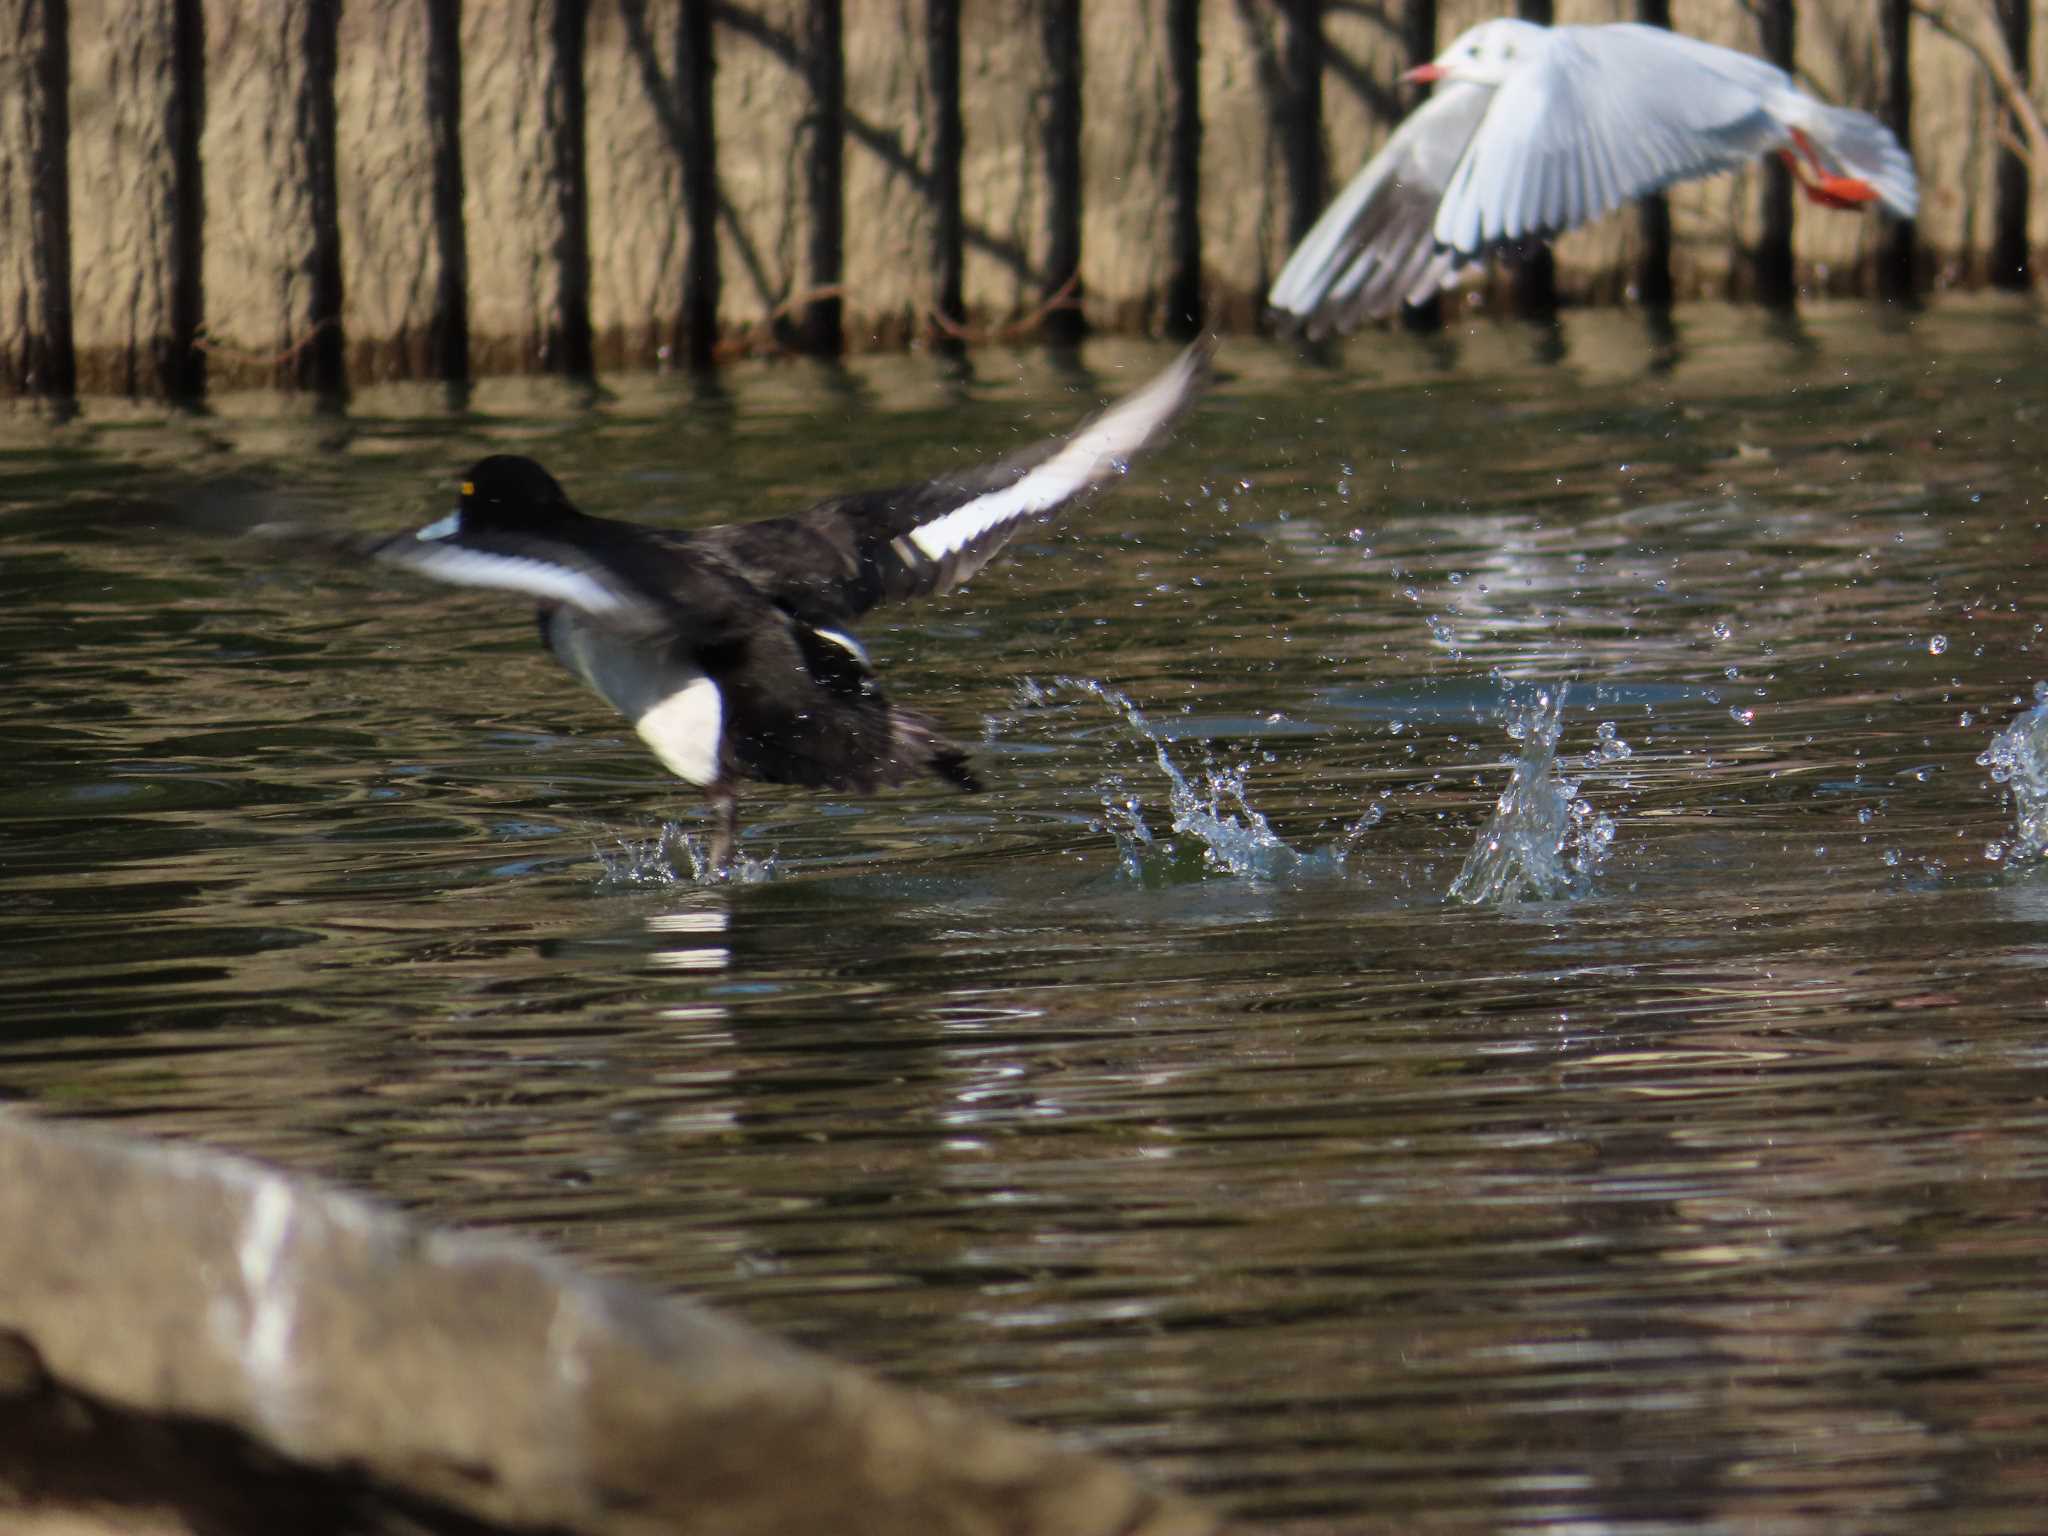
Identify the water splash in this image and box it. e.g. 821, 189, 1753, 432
596, 824, 774, 887
1977, 683, 2048, 866
1449, 684, 1620, 906
1031, 677, 1381, 880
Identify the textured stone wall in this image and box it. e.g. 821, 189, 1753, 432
7, 0, 2043, 396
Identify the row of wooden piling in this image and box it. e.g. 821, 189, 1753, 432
0, 2, 2030, 404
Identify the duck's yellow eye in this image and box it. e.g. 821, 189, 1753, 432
460, 481, 475, 497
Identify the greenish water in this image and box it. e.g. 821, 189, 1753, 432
6, 303, 2048, 1531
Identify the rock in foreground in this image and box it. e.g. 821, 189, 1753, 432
0, 1112, 1221, 1536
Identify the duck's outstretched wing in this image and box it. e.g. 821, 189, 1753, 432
354, 525, 678, 635
695, 336, 1214, 627
243, 511, 753, 654
1268, 82, 1493, 337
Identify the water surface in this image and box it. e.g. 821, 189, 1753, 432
5, 303, 2048, 1532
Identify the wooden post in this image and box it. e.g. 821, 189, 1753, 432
927, 0, 964, 344
1755, 0, 1796, 309
1633, 0, 1674, 313
1279, 0, 1322, 250
797, 0, 843, 354
545, 0, 593, 377
1399, 0, 1439, 332
1991, 0, 2029, 289
1510, 0, 1555, 321
423, 0, 469, 386
166, 0, 204, 399
296, 0, 343, 395
1040, 0, 1084, 344
678, 0, 719, 368
1991, 0, 2030, 289
1163, 0, 1201, 338
1876, 0, 1915, 303
0, 0, 76, 400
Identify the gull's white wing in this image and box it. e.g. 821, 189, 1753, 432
1434, 23, 1787, 254
1268, 81, 1494, 335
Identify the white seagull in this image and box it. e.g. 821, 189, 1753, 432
1268, 19, 1919, 337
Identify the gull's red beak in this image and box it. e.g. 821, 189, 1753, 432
1403, 63, 1444, 84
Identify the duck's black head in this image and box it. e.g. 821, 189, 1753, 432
418, 454, 585, 542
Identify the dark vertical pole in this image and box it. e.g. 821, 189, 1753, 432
167, 0, 205, 401
1634, 0, 1674, 312
1990, 0, 2030, 288
678, 0, 720, 367
297, 0, 344, 396
1877, 0, 1915, 303
1755, 0, 1796, 309
799, 0, 843, 354
1399, 0, 1439, 332
1510, 0, 1556, 320
1163, 0, 1201, 338
424, 0, 469, 385
1041, 0, 1085, 344
546, 0, 594, 377
928, 0, 965, 344
1991, 0, 2030, 289
17, 0, 75, 401
1279, 0, 1323, 249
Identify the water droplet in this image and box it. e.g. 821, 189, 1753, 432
1929, 634, 1949, 655
1730, 707, 1756, 725
1857, 806, 1873, 825
1712, 619, 1733, 641
1883, 848, 1901, 866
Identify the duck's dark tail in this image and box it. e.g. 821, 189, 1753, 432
888, 709, 983, 795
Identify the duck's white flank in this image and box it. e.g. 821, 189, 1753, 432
632, 673, 724, 787
907, 347, 1201, 566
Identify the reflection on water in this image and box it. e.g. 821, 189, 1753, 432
5, 307, 2048, 1531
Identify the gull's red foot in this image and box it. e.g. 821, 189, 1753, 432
1777, 148, 1880, 211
